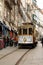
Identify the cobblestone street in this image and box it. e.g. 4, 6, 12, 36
0, 46, 17, 59
0, 42, 43, 65
18, 41, 43, 65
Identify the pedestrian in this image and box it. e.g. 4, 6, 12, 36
7, 36, 9, 46
41, 37, 43, 47
9, 37, 13, 46
14, 33, 18, 47
3, 35, 7, 48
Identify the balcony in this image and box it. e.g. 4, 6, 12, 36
5, 0, 10, 4
27, 4, 31, 12
32, 0, 37, 6
4, 0, 12, 10
17, 0, 31, 22
18, 4, 28, 21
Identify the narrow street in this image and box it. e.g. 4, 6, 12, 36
0, 46, 29, 65
0, 46, 17, 59
18, 41, 43, 65
0, 0, 43, 65
0, 41, 43, 65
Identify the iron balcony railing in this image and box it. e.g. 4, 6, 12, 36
18, 2, 31, 22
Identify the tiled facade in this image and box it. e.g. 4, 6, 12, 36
0, 0, 18, 31
17, 0, 37, 26
0, 0, 37, 31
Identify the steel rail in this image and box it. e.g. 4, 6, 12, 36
0, 48, 18, 60
15, 49, 31, 65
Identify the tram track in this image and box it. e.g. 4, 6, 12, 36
0, 47, 31, 65
0, 48, 18, 60
0, 47, 32, 65
15, 49, 31, 65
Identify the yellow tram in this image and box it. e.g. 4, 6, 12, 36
18, 23, 38, 48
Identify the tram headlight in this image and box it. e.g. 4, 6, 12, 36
23, 37, 27, 42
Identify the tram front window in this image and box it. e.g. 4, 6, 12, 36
23, 29, 27, 35
19, 28, 21, 35
29, 28, 32, 35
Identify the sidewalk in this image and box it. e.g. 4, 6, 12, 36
0, 46, 17, 59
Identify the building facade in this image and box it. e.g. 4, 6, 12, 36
0, 0, 37, 37
0, 0, 18, 38
17, 0, 37, 25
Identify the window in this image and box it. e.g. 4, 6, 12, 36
27, 4, 30, 12
4, 8, 8, 20
14, 0, 17, 4
32, 14, 34, 20
4, 7, 11, 22
32, 0, 36, 2
0, 11, 1, 17
7, 11, 11, 22
29, 28, 33, 35
32, 0, 37, 6
23, 29, 27, 35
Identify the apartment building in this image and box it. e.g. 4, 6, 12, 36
0, 0, 18, 38
17, 0, 37, 25
0, 0, 37, 37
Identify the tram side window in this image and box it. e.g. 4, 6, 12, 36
29, 28, 32, 35
23, 29, 27, 35
19, 28, 21, 35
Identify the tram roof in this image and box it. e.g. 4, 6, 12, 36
18, 22, 34, 28
22, 22, 33, 25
